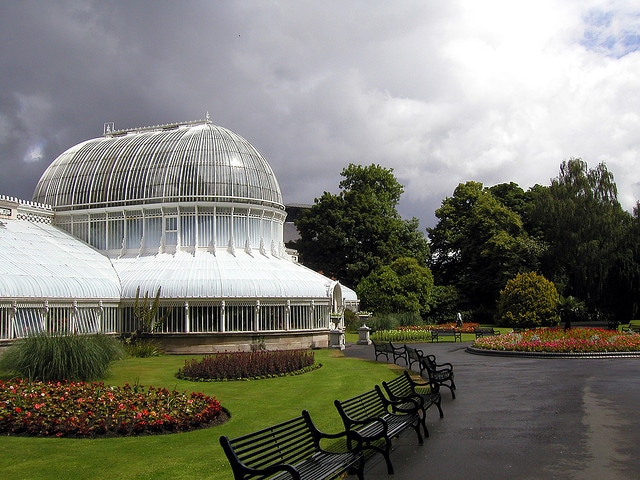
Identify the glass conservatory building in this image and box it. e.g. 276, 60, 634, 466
0, 117, 357, 352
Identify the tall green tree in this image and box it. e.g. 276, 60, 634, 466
293, 164, 429, 288
528, 158, 631, 317
427, 181, 544, 320
356, 257, 434, 317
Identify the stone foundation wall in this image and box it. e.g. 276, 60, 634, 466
147, 331, 330, 354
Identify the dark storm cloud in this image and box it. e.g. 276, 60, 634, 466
2, 0, 640, 227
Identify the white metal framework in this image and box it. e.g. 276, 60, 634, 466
1, 118, 357, 346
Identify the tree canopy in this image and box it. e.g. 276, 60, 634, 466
428, 158, 640, 323
527, 158, 632, 319
356, 257, 434, 317
293, 163, 429, 288
427, 181, 543, 319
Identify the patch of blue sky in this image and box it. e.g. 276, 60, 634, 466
581, 9, 640, 58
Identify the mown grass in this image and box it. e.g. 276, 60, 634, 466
0, 348, 399, 480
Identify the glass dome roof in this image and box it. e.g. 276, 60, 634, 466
32, 119, 284, 211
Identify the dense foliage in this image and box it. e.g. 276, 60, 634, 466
293, 164, 430, 288
474, 328, 640, 353
123, 339, 164, 358
496, 272, 560, 328
428, 159, 640, 322
527, 159, 638, 321
0, 334, 124, 382
177, 350, 317, 381
357, 257, 434, 317
0, 379, 224, 438
427, 181, 544, 320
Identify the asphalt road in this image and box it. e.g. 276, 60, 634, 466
342, 341, 640, 480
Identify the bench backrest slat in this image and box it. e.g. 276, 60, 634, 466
223, 415, 317, 470
383, 374, 412, 399
336, 388, 386, 421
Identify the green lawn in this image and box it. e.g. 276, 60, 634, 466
0, 348, 399, 480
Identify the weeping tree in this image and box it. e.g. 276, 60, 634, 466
527, 158, 632, 318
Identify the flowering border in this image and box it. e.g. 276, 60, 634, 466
468, 327, 640, 358
0, 379, 226, 438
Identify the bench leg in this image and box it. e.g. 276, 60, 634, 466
363, 437, 395, 474
412, 421, 424, 445
419, 412, 429, 438
377, 438, 394, 475
435, 396, 444, 418
443, 383, 456, 399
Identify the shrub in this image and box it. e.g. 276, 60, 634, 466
123, 339, 164, 358
176, 349, 317, 381
356, 257, 434, 317
365, 312, 427, 333
0, 379, 224, 438
343, 309, 360, 332
0, 334, 124, 382
496, 272, 560, 328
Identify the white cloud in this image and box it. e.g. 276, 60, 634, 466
23, 143, 44, 163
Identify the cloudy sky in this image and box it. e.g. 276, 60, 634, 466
1, 0, 640, 228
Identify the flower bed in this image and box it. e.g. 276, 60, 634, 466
473, 327, 640, 353
371, 323, 481, 342
399, 322, 480, 333
177, 349, 318, 381
0, 379, 225, 438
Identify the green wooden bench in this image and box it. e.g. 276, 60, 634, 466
220, 410, 365, 480
430, 328, 462, 342
474, 326, 501, 339
334, 385, 423, 474
381, 370, 444, 438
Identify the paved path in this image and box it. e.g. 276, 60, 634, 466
342, 341, 640, 480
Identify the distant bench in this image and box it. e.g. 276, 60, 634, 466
623, 322, 640, 333
473, 327, 501, 339
372, 340, 406, 364
430, 328, 462, 342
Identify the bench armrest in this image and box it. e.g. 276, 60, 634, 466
380, 392, 421, 413
405, 374, 439, 393
435, 361, 453, 368
302, 410, 364, 453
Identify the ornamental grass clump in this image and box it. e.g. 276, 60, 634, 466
0, 379, 224, 438
176, 349, 317, 381
0, 334, 124, 382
